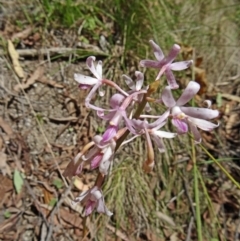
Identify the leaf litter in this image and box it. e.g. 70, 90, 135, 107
0, 3, 240, 241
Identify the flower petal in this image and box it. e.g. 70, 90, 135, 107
90, 154, 103, 169
96, 60, 102, 79
85, 200, 96, 216
96, 198, 113, 216
102, 126, 118, 143
204, 100, 212, 108
170, 60, 193, 71
147, 110, 170, 129
98, 86, 105, 97
78, 84, 91, 89
82, 146, 99, 161
99, 147, 113, 175
180, 107, 219, 119
135, 71, 144, 91
172, 118, 188, 133
176, 81, 200, 106
161, 86, 176, 108
149, 40, 164, 61
151, 135, 165, 153
189, 123, 202, 143
165, 68, 179, 89
122, 74, 135, 90
74, 73, 98, 85
110, 93, 125, 108
153, 130, 177, 138
164, 44, 181, 64
140, 60, 160, 68
188, 117, 219, 131
86, 56, 101, 79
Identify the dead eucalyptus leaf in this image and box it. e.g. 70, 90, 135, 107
0, 117, 14, 136
156, 211, 176, 226
14, 66, 44, 92
0, 152, 11, 176
8, 40, 25, 79
221, 93, 240, 102
11, 27, 33, 41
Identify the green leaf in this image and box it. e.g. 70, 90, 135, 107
216, 93, 222, 108
49, 198, 57, 207
13, 169, 24, 194
53, 178, 63, 189
97, 126, 105, 134
4, 210, 11, 219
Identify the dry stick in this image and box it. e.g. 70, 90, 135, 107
185, 216, 194, 241
183, 178, 196, 219
45, 182, 74, 241
0, 47, 106, 58
234, 209, 240, 241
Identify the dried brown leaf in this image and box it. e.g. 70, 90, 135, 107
13, 66, 44, 92
0, 152, 11, 176
0, 117, 13, 136
194, 66, 208, 95
106, 224, 130, 241
226, 113, 238, 135
8, 40, 25, 79
156, 211, 176, 226
0, 173, 13, 198
11, 27, 33, 41
59, 208, 82, 228
221, 93, 240, 102
37, 76, 64, 88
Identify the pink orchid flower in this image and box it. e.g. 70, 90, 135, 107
140, 40, 193, 89
161, 81, 219, 142
123, 71, 151, 112
63, 135, 116, 177
74, 56, 128, 111
126, 110, 176, 153
72, 186, 113, 216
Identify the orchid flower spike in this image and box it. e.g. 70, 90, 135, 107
140, 40, 193, 89
161, 81, 219, 142
72, 186, 113, 216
